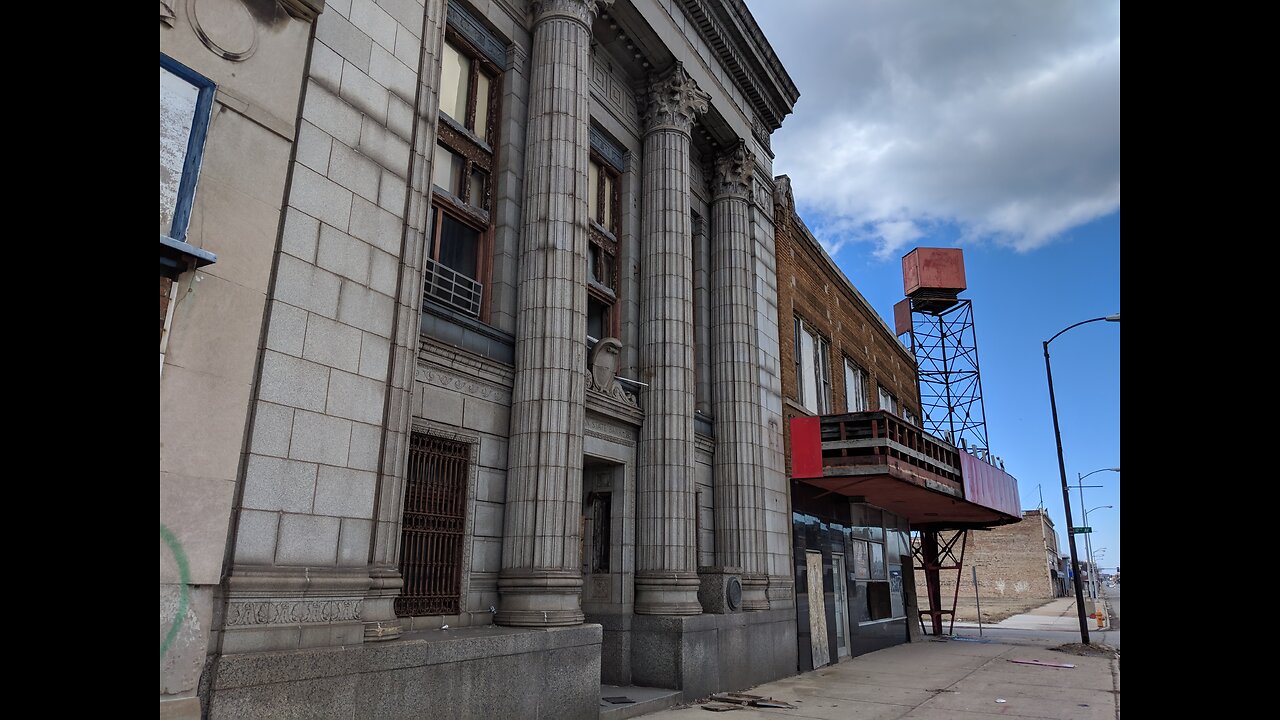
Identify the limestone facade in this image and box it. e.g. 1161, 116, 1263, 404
161, 1, 800, 716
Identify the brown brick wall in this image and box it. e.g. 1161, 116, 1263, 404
774, 182, 921, 478
916, 510, 1060, 610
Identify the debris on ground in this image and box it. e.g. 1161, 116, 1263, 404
701, 692, 796, 710
995, 698, 1007, 704
1051, 642, 1119, 657
1009, 658, 1076, 668
601, 696, 635, 704
710, 693, 764, 705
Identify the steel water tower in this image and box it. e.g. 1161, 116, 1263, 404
894, 248, 991, 458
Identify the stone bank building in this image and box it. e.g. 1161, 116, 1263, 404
160, 0, 800, 716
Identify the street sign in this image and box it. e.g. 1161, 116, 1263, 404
1070, 527, 1092, 534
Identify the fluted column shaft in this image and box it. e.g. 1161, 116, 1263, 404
710, 141, 769, 610
497, 0, 610, 627
635, 65, 708, 615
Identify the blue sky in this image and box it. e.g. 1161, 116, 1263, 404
745, 1, 1121, 568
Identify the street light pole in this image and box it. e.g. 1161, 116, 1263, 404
1075, 467, 1119, 599
1082, 504, 1113, 599
1044, 313, 1119, 645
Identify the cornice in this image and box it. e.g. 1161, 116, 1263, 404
676, 0, 799, 133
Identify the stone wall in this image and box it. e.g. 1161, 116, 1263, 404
207, 625, 602, 720
161, 2, 316, 716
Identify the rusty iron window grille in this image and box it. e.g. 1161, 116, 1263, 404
395, 433, 469, 617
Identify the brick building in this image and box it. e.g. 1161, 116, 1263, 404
772, 176, 924, 666
774, 182, 1023, 662
914, 508, 1063, 621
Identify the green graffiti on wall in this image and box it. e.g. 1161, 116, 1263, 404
160, 523, 191, 660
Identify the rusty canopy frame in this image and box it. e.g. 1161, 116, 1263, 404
911, 529, 967, 636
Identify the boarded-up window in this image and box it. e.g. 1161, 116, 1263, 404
395, 433, 469, 617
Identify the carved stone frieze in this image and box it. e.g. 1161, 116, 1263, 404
224, 599, 363, 626
416, 363, 512, 404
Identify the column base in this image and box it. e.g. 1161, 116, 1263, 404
495, 569, 584, 626
362, 565, 404, 641
636, 571, 703, 615
741, 573, 770, 611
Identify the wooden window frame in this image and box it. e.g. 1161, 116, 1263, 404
587, 152, 620, 342
427, 30, 503, 321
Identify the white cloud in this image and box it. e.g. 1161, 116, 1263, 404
746, 0, 1120, 256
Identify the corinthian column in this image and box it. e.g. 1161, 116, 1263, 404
710, 141, 769, 610
634, 64, 709, 616
497, 0, 612, 628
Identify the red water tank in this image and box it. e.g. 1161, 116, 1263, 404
903, 248, 966, 298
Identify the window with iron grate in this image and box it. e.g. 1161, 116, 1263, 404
395, 433, 469, 617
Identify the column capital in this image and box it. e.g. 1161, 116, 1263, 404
531, 0, 613, 29
644, 63, 710, 134
713, 140, 755, 199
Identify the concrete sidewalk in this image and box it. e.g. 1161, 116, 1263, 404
955, 596, 1105, 632
638, 636, 1120, 720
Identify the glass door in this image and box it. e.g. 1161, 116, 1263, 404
833, 554, 851, 658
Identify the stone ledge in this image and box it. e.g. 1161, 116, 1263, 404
206, 624, 602, 720
212, 624, 602, 689
630, 607, 793, 633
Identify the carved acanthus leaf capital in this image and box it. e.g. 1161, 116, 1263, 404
531, 0, 613, 28
644, 63, 710, 133
713, 141, 755, 199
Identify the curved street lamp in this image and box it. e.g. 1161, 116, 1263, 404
1044, 313, 1120, 645
1083, 504, 1114, 599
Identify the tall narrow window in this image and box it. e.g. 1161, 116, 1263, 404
396, 433, 469, 617
878, 385, 898, 415
425, 33, 502, 320
843, 359, 867, 412
589, 493, 611, 573
587, 153, 619, 344
439, 38, 494, 141
794, 317, 831, 414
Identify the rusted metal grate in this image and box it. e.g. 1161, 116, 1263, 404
395, 433, 469, 617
